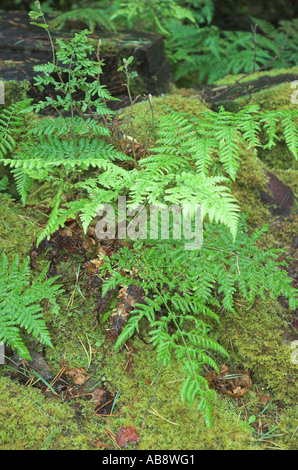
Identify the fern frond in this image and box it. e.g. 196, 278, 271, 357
280, 115, 298, 159
0, 253, 61, 359
49, 8, 115, 32
0, 99, 32, 158
11, 168, 34, 205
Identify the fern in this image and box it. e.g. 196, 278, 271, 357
0, 99, 32, 158
100, 217, 296, 424
110, 0, 195, 35
49, 8, 115, 32
11, 168, 34, 205
0, 30, 132, 243
0, 253, 61, 360
1, 22, 296, 425
28, 115, 110, 138
0, 176, 9, 193
164, 14, 298, 86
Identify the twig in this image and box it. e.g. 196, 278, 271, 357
251, 24, 258, 73
148, 407, 179, 426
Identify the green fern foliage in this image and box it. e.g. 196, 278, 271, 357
0, 253, 61, 360
49, 8, 115, 32
0, 99, 32, 158
163, 11, 298, 85
100, 219, 297, 424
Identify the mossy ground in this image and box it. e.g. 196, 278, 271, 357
0, 194, 42, 263
0, 84, 297, 450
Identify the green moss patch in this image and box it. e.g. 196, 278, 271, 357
0, 194, 41, 263
0, 375, 102, 450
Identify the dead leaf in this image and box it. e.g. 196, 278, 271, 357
65, 368, 90, 385
59, 228, 73, 237
207, 364, 252, 398
109, 284, 146, 338
94, 389, 115, 416
94, 439, 109, 448
258, 394, 272, 405
91, 388, 106, 402
116, 425, 140, 448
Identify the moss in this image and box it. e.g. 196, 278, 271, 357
0, 194, 42, 263
237, 82, 298, 170
1, 83, 297, 450
96, 336, 260, 450
214, 66, 298, 86
0, 235, 261, 450
0, 79, 30, 108
119, 92, 211, 142
215, 79, 298, 170
211, 298, 298, 450
0, 375, 101, 450
232, 144, 271, 227
214, 298, 298, 406
120, 93, 271, 228
276, 405, 298, 450
274, 168, 298, 195
214, 65, 298, 169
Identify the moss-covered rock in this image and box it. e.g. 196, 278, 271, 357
94, 336, 261, 450
0, 79, 30, 108
119, 91, 272, 227
119, 91, 211, 142
214, 299, 298, 405
0, 83, 296, 450
214, 66, 298, 87
0, 375, 102, 450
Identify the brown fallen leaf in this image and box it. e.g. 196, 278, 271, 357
258, 394, 272, 405
91, 387, 106, 402
94, 439, 109, 448
109, 284, 146, 338
94, 389, 115, 416
116, 425, 140, 448
65, 367, 90, 385
207, 364, 252, 398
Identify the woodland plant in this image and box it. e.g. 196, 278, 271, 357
49, 0, 298, 85
0, 5, 297, 424
0, 253, 61, 360
100, 221, 297, 424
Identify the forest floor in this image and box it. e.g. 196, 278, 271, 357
0, 66, 297, 450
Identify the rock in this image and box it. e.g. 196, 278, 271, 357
7, 349, 53, 381
0, 11, 173, 109
260, 171, 295, 216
